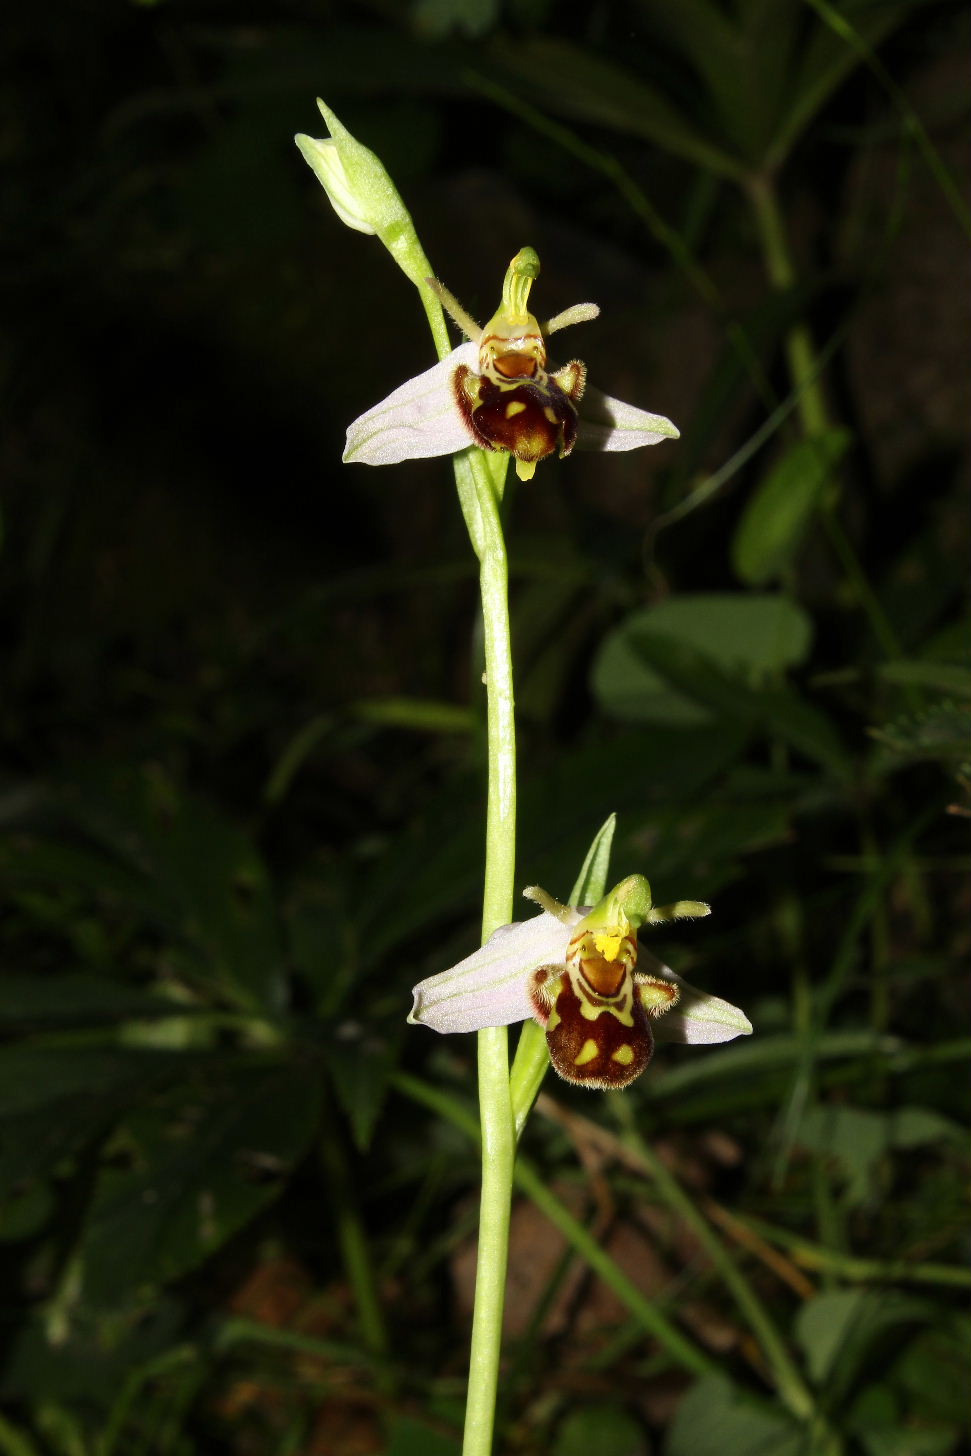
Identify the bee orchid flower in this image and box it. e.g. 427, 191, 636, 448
345, 247, 680, 482
409, 876, 752, 1090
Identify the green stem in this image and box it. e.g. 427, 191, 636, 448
0, 1413, 41, 1456
746, 173, 828, 440
746, 172, 906, 664
732, 1212, 971, 1290
459, 446, 517, 1456
613, 1104, 816, 1420
317, 1110, 389, 1373
392, 1073, 717, 1379
415, 254, 518, 1456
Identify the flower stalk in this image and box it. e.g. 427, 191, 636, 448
458, 444, 517, 1456
296, 103, 748, 1456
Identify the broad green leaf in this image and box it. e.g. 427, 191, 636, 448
596, 624, 850, 777
0, 1046, 191, 1123
636, 0, 798, 164
556, 1404, 648, 1456
488, 35, 743, 177
77, 1060, 321, 1305
412, 0, 497, 40
592, 593, 813, 725
0, 1183, 54, 1242
0, 1047, 200, 1200
1, 772, 287, 1012
795, 1104, 889, 1207
383, 1414, 461, 1456
773, 0, 928, 168
665, 1375, 803, 1456
732, 430, 851, 585
795, 1290, 932, 1400
888, 1314, 971, 1426
856, 1427, 961, 1456
0, 975, 191, 1030
0, 1296, 184, 1407
870, 702, 971, 775
875, 661, 971, 697
796, 1103, 965, 1209
329, 1027, 402, 1152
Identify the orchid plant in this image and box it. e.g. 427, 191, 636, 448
297, 99, 751, 1456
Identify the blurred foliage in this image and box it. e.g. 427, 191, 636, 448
1, 1, 969, 1453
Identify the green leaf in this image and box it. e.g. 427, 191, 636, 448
488, 35, 743, 177
0, 1182, 55, 1242
870, 701, 971, 775
795, 1290, 932, 1402
350, 696, 474, 732
0, 1047, 201, 1201
732, 430, 851, 585
1, 772, 287, 1012
665, 1375, 803, 1456
0, 975, 193, 1031
636, 0, 798, 165
772, 0, 928, 169
555, 1404, 647, 1456
77, 1060, 322, 1305
887, 1313, 971, 1426
875, 661, 971, 697
795, 1104, 888, 1207
383, 1414, 460, 1456
412, 0, 498, 40
597, 626, 850, 778
592, 593, 812, 725
329, 1028, 401, 1152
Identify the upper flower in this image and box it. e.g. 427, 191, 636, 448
409, 876, 751, 1090
344, 248, 680, 483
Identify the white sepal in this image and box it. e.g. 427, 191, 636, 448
343, 342, 478, 466
577, 387, 680, 453
641, 952, 753, 1045
409, 910, 572, 1034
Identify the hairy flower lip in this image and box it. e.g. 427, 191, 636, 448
343, 343, 679, 469
409, 905, 751, 1046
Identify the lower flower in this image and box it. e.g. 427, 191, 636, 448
409, 876, 752, 1090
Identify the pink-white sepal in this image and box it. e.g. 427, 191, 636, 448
408, 909, 578, 1034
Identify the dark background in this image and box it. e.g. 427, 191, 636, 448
1, 3, 969, 1454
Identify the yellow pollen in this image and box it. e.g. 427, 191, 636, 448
505, 400, 527, 418
594, 932, 623, 961
611, 1044, 635, 1066
574, 1038, 600, 1066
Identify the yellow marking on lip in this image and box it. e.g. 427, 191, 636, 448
611, 1044, 635, 1066
574, 1038, 600, 1067
594, 932, 623, 961
505, 400, 527, 419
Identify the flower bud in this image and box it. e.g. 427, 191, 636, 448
295, 100, 431, 289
